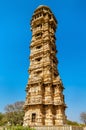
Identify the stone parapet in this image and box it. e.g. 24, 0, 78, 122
32, 126, 83, 130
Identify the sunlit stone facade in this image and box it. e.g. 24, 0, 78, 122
23, 5, 67, 127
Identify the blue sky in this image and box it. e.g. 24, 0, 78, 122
0, 0, 86, 123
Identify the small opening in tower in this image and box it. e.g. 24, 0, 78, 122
39, 13, 42, 16
53, 59, 56, 64
36, 70, 42, 75
35, 33, 42, 38
37, 33, 40, 36
35, 57, 42, 62
53, 85, 56, 87
52, 47, 55, 51
49, 14, 51, 19
36, 24, 42, 28
32, 113, 36, 122
36, 45, 42, 49
54, 73, 57, 78
43, 13, 46, 17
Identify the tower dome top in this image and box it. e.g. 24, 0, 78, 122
35, 5, 52, 13
37, 5, 50, 9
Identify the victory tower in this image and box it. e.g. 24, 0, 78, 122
23, 5, 66, 126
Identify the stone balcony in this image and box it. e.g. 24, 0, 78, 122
28, 77, 43, 84
30, 39, 42, 47
53, 76, 61, 85
28, 97, 43, 105
30, 48, 43, 56
43, 77, 52, 84
54, 100, 64, 106
33, 27, 43, 35
31, 15, 44, 24
29, 61, 51, 71
30, 47, 51, 58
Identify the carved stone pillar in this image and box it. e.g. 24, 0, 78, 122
45, 105, 53, 126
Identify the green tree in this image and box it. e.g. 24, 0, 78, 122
0, 112, 3, 120
0, 112, 8, 126
4, 101, 24, 126
80, 112, 86, 124
67, 119, 80, 126
0, 112, 4, 126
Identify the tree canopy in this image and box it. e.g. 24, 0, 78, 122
80, 112, 86, 124
0, 101, 24, 126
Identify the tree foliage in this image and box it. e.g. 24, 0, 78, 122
0, 112, 8, 126
80, 112, 86, 124
0, 113, 4, 126
5, 101, 24, 125
0, 113, 3, 120
0, 101, 25, 126
5, 101, 24, 112
67, 119, 80, 126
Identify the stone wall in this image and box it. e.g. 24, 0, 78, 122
33, 126, 83, 130
84, 127, 86, 130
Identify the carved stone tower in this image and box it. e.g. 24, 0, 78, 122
23, 5, 66, 127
